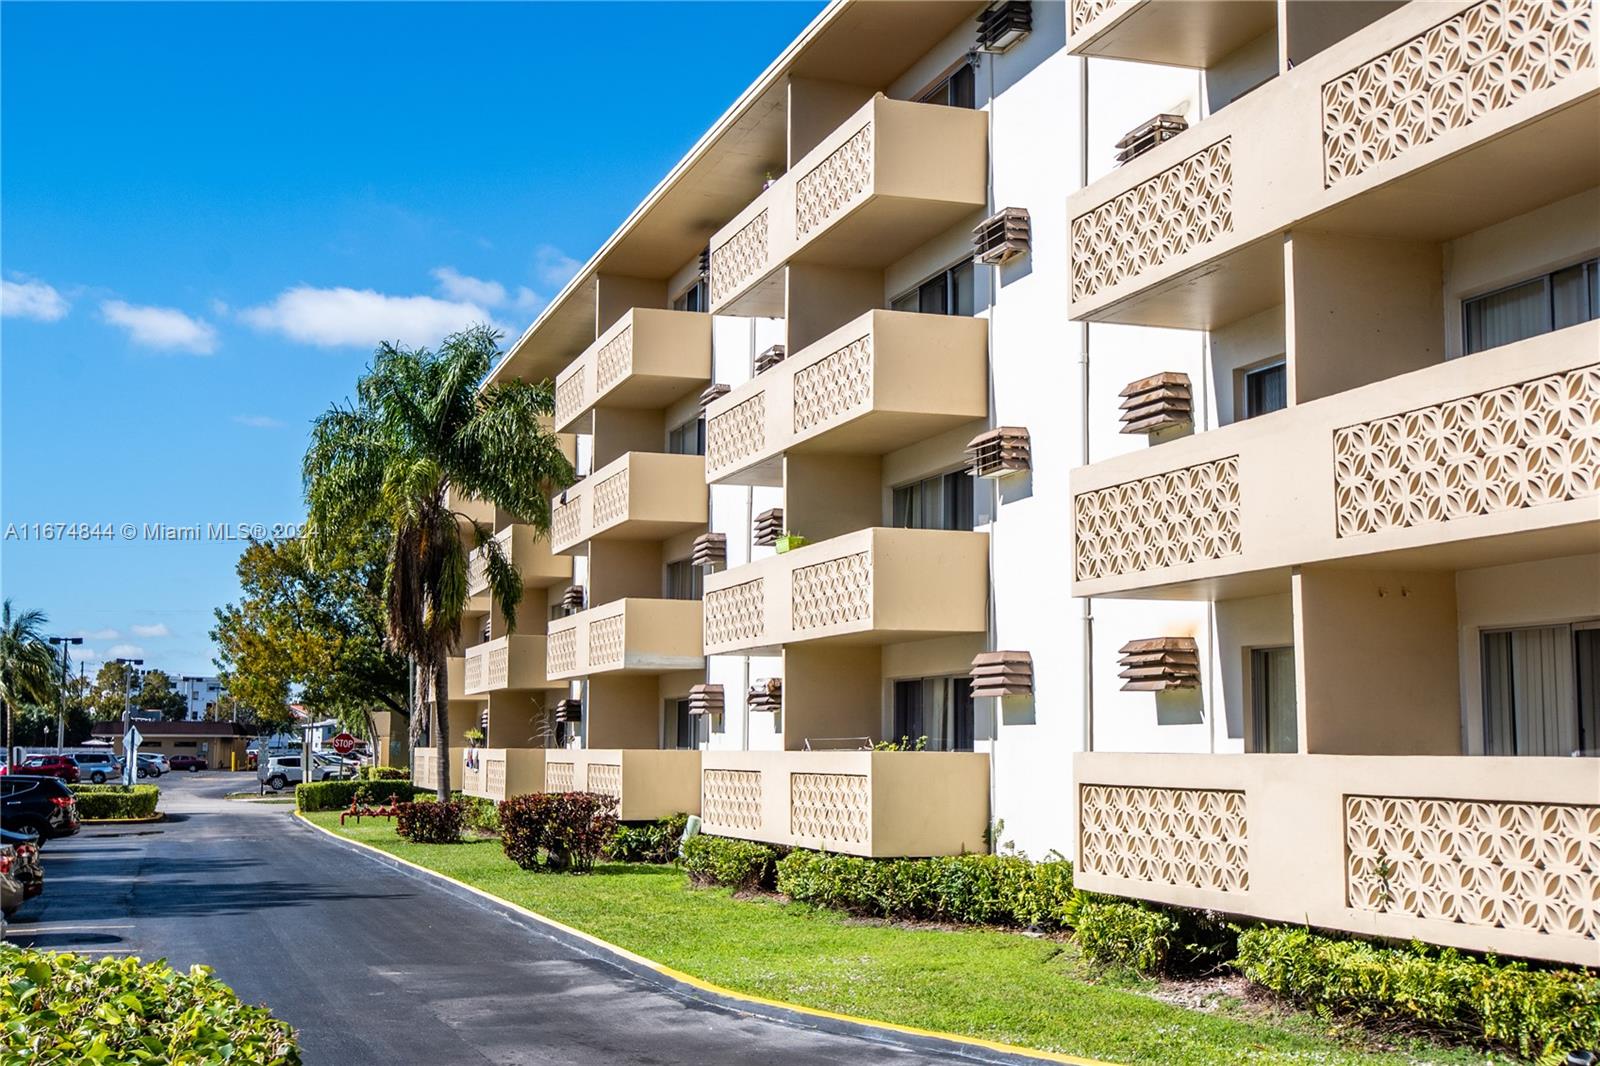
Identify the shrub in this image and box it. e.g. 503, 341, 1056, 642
295, 780, 426, 812
454, 793, 500, 834
1073, 899, 1181, 974
1235, 925, 1600, 1059
360, 765, 410, 782
681, 835, 778, 890
0, 946, 299, 1064
395, 799, 465, 843
69, 784, 159, 820
607, 813, 689, 864
498, 792, 618, 872
774, 850, 1076, 929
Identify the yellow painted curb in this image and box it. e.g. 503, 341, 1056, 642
80, 813, 165, 824
295, 812, 1116, 1066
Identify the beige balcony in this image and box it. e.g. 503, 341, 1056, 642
546, 598, 705, 680
1067, 0, 1277, 67
462, 635, 562, 695
1068, 0, 1599, 328
704, 310, 987, 486
549, 452, 708, 554
700, 750, 989, 857
410, 746, 465, 793
542, 749, 701, 820
702, 527, 988, 655
553, 309, 712, 432
416, 656, 473, 703
1074, 751, 1599, 966
467, 523, 571, 596
460, 747, 550, 803
1070, 324, 1599, 598
445, 485, 496, 531
708, 94, 988, 315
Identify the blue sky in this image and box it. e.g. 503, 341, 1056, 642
1, 1, 822, 679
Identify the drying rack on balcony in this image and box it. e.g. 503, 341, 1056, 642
802, 736, 873, 751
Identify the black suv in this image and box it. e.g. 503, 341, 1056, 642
1, 775, 80, 842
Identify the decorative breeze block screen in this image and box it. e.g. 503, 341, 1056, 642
588, 613, 625, 667
587, 763, 623, 800
546, 628, 578, 676
1079, 784, 1250, 892
791, 772, 871, 846
554, 373, 587, 429
706, 392, 767, 474
703, 769, 763, 831
795, 124, 873, 238
703, 579, 766, 647
545, 762, 575, 793
710, 210, 769, 303
792, 551, 872, 630
793, 334, 873, 433
1073, 456, 1242, 580
594, 326, 635, 394
591, 468, 630, 529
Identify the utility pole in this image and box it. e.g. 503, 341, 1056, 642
46, 636, 83, 755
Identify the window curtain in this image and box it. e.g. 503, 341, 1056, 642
1465, 278, 1549, 354
1482, 626, 1577, 756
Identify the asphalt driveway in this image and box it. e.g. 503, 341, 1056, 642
2, 772, 1051, 1066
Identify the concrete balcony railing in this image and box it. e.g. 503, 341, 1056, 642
410, 746, 464, 793
542, 749, 701, 820
553, 309, 712, 432
1068, 0, 1598, 328
1067, 0, 1278, 67
550, 451, 708, 554
702, 527, 988, 655
546, 598, 705, 680
417, 656, 471, 703
462, 635, 561, 695
700, 750, 989, 857
466, 524, 571, 597
460, 747, 550, 803
704, 310, 988, 486
1074, 751, 1600, 966
1070, 324, 1599, 598
708, 94, 987, 314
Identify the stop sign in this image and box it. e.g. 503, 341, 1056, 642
331, 732, 357, 755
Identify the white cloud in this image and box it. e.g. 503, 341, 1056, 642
532, 245, 581, 290
107, 644, 145, 659
76, 628, 120, 641
432, 267, 507, 307
512, 286, 543, 313
74, 646, 103, 663
233, 414, 284, 429
130, 623, 171, 638
2, 276, 70, 321
239, 286, 498, 349
101, 300, 218, 354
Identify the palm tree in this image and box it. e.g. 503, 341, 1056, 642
0, 600, 57, 764
304, 325, 572, 799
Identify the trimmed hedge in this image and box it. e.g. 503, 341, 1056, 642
396, 799, 465, 844
681, 835, 778, 890
0, 945, 299, 1063
360, 766, 410, 782
294, 780, 426, 812
70, 784, 160, 820
453, 793, 501, 834
607, 814, 689, 864
1235, 925, 1600, 1059
499, 792, 618, 872
775, 851, 1075, 929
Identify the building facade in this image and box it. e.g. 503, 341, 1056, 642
420, 0, 1599, 967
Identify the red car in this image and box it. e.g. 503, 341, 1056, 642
168, 755, 207, 772
1, 755, 79, 784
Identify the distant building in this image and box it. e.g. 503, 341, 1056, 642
91, 719, 252, 770
175, 675, 225, 721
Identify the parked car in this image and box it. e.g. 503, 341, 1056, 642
168, 755, 207, 772
2, 755, 79, 784
0, 828, 44, 906
257, 753, 348, 791
136, 753, 169, 778
0, 776, 80, 842
71, 751, 124, 784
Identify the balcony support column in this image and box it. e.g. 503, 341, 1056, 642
783, 453, 882, 545
783, 644, 882, 751
785, 263, 881, 352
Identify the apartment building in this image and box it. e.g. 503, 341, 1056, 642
423, 0, 1598, 967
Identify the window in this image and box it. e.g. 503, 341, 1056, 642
890, 260, 975, 316
1249, 646, 1297, 753
668, 415, 705, 456
891, 470, 974, 531
664, 559, 703, 601
1463, 258, 1599, 355
918, 62, 975, 109
1482, 623, 1599, 757
673, 280, 707, 313
892, 676, 975, 751
666, 698, 701, 749
1243, 361, 1287, 418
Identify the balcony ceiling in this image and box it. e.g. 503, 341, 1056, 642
1075, 0, 1277, 69
496, 0, 985, 386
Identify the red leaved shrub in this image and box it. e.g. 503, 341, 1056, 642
498, 791, 618, 872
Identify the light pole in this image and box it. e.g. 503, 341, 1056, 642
46, 637, 83, 755
115, 657, 144, 786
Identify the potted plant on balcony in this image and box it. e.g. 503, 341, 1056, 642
774, 531, 808, 553
463, 727, 484, 770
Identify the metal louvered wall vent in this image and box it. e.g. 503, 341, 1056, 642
977, 0, 1031, 52
698, 383, 731, 409
1115, 113, 1187, 165
1119, 372, 1193, 435
753, 508, 784, 547
688, 684, 724, 717
691, 532, 727, 570
748, 678, 782, 712
553, 698, 582, 723
973, 207, 1031, 266
560, 585, 586, 612
965, 426, 1031, 477
754, 344, 787, 375
970, 651, 1033, 698
698, 246, 711, 281
1117, 637, 1200, 692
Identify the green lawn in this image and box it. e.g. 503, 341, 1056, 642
307, 813, 1516, 1066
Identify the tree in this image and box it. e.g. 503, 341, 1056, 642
86, 661, 146, 722
134, 669, 188, 721
212, 530, 407, 738
0, 600, 56, 762
303, 325, 572, 799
